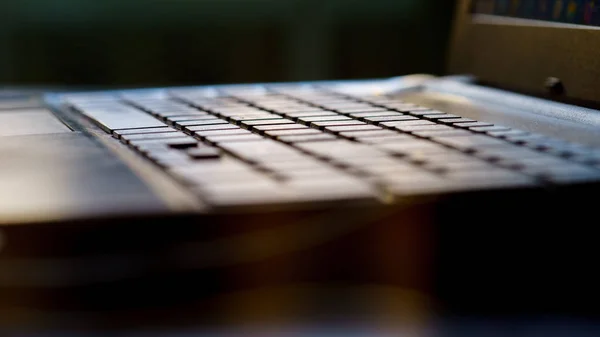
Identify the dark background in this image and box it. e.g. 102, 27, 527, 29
0, 0, 456, 87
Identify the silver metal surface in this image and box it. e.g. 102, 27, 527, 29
449, 0, 600, 103
0, 132, 168, 225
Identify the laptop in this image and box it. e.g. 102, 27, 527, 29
1, 0, 600, 324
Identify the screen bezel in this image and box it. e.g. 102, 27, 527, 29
448, 0, 600, 104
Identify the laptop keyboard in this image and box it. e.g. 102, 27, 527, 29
60, 84, 600, 207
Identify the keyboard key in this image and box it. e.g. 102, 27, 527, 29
297, 116, 351, 123
412, 129, 472, 138
382, 120, 435, 128
205, 134, 264, 143
428, 160, 496, 172
444, 169, 537, 190
198, 180, 293, 207
114, 127, 177, 138
186, 124, 240, 132
177, 119, 229, 127
194, 129, 250, 137
168, 115, 213, 122
474, 146, 546, 162
434, 135, 508, 151
76, 105, 166, 131
504, 133, 549, 145
219, 141, 302, 161
166, 138, 200, 149
174, 166, 266, 186
285, 111, 338, 118
240, 119, 295, 126
394, 124, 455, 132
254, 124, 310, 131
312, 120, 367, 128
405, 110, 446, 116
470, 125, 512, 133
364, 115, 419, 123
186, 147, 221, 160
129, 136, 197, 148
377, 140, 449, 156
444, 118, 477, 124
523, 163, 600, 183
455, 121, 494, 128
122, 131, 189, 143
336, 107, 388, 114
296, 141, 382, 158
347, 111, 401, 118
156, 111, 214, 118
408, 150, 476, 165
279, 134, 337, 143
283, 174, 376, 199
360, 135, 417, 144
265, 129, 323, 137
425, 113, 461, 120
487, 129, 530, 138
325, 125, 383, 133
339, 130, 399, 139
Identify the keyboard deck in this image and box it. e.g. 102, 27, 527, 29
58, 84, 600, 208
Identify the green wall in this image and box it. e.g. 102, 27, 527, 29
0, 0, 455, 87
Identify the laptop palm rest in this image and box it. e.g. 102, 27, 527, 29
0, 132, 167, 224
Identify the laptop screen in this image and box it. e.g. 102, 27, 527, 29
472, 0, 600, 26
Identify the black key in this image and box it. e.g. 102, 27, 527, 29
279, 134, 337, 143
187, 147, 221, 160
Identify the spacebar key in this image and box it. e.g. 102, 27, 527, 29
79, 106, 167, 132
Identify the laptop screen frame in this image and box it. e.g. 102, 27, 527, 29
448, 0, 600, 104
